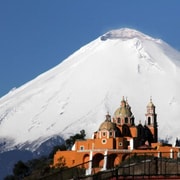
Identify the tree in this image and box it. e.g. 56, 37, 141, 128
4, 175, 16, 180
48, 144, 67, 159
27, 156, 52, 172
13, 160, 29, 178
80, 129, 86, 139
65, 130, 86, 149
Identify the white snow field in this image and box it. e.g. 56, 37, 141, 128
0, 28, 180, 151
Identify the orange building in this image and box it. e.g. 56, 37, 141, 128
53, 97, 180, 175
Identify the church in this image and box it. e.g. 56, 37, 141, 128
53, 97, 180, 174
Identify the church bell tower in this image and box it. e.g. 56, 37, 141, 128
145, 97, 158, 142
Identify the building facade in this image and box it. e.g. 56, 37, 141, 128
53, 97, 179, 174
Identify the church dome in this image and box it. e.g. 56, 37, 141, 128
114, 107, 132, 118
99, 121, 116, 131
147, 98, 155, 107
99, 114, 116, 131
114, 97, 132, 118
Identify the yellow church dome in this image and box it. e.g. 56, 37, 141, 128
99, 121, 116, 131
114, 107, 132, 118
99, 114, 116, 131
114, 97, 132, 118
147, 97, 155, 107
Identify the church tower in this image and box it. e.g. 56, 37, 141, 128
145, 97, 158, 142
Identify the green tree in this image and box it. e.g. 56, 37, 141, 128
13, 160, 29, 178
27, 156, 50, 171
80, 129, 86, 139
48, 144, 67, 159
65, 130, 86, 149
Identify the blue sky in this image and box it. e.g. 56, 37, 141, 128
0, 0, 180, 97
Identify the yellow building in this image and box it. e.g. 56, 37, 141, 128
53, 97, 180, 175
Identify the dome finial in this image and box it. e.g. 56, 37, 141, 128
150, 96, 152, 103
147, 96, 155, 107
105, 112, 111, 122
125, 96, 131, 110
121, 96, 126, 107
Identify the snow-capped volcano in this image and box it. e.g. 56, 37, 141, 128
0, 28, 180, 151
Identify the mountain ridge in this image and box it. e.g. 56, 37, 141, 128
0, 28, 180, 153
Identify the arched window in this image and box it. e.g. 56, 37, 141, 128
102, 132, 106, 137
109, 131, 113, 137
148, 117, 151, 125
125, 117, 128, 124
131, 117, 135, 125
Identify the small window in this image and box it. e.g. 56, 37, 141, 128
102, 132, 106, 137
102, 139, 107, 144
117, 118, 121, 124
80, 146, 84, 150
125, 117, 128, 124
119, 142, 123, 146
109, 131, 113, 137
148, 117, 151, 125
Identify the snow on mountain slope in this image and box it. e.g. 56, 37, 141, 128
0, 28, 180, 151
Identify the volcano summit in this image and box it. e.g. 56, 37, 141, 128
0, 28, 180, 153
